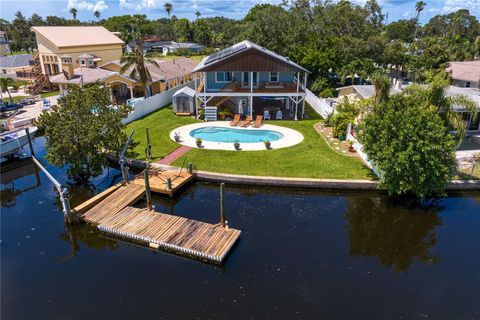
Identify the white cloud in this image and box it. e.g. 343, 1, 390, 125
428, 0, 480, 14
67, 0, 108, 12
119, 0, 157, 10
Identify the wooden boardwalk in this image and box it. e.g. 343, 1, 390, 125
131, 167, 193, 197
98, 206, 241, 262
73, 169, 240, 263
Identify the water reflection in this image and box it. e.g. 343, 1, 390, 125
0, 158, 41, 207
346, 196, 442, 272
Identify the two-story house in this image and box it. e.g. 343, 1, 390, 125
29, 26, 124, 93
192, 40, 310, 120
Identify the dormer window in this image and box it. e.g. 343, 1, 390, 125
88, 59, 94, 67
79, 59, 86, 66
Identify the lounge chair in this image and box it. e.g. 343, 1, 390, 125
263, 110, 271, 120
276, 110, 283, 120
230, 114, 241, 126
252, 115, 263, 128
239, 115, 252, 127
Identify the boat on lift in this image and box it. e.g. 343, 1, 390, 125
0, 126, 37, 158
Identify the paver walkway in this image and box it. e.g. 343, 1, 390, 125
157, 145, 192, 165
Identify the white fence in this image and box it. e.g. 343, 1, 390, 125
305, 88, 335, 118
122, 81, 195, 124
346, 123, 381, 177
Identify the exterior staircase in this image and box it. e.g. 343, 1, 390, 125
27, 50, 47, 94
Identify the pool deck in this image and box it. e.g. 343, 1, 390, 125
170, 121, 304, 151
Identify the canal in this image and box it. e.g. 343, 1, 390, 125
1, 137, 480, 319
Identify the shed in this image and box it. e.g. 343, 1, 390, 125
172, 86, 196, 115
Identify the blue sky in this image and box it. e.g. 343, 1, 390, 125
0, 0, 479, 23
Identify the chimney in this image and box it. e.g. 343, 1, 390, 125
60, 56, 74, 80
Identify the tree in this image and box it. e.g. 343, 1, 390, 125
359, 86, 457, 198
94, 10, 101, 21
36, 84, 131, 183
69, 8, 78, 20
413, 1, 426, 41
0, 78, 15, 103
164, 2, 172, 18
195, 11, 201, 20
10, 11, 35, 52
120, 17, 161, 97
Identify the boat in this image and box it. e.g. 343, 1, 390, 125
0, 126, 37, 158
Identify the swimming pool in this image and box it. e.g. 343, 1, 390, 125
190, 126, 284, 143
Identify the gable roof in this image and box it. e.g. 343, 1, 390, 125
0, 54, 32, 69
193, 40, 309, 73
446, 61, 480, 84
31, 26, 124, 49
173, 86, 196, 98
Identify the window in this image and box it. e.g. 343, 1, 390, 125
269, 72, 279, 82
215, 72, 232, 83
88, 59, 94, 67
79, 59, 86, 66
466, 82, 471, 88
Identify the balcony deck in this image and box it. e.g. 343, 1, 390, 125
198, 81, 305, 96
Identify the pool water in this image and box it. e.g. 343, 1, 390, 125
190, 126, 284, 143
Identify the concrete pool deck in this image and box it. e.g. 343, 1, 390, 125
170, 121, 304, 151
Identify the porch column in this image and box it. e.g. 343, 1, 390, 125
194, 74, 198, 117
250, 71, 253, 118
295, 72, 300, 121
129, 87, 134, 99
302, 72, 307, 119
203, 72, 207, 107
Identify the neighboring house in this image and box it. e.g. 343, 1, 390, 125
0, 54, 34, 81
192, 40, 310, 120
446, 61, 480, 89
127, 39, 206, 56
336, 84, 480, 133
49, 57, 198, 103
0, 30, 10, 56
28, 26, 124, 93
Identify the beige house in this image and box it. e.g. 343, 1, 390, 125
31, 26, 124, 76
446, 61, 480, 89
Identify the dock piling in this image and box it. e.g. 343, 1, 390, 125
167, 178, 172, 191
144, 169, 153, 210
145, 128, 152, 161
188, 163, 193, 174
25, 127, 35, 156
123, 166, 130, 182
220, 183, 226, 228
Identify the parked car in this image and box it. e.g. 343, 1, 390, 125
18, 97, 36, 106
0, 102, 23, 113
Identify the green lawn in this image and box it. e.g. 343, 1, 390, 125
126, 105, 371, 180
126, 106, 198, 160
40, 91, 60, 98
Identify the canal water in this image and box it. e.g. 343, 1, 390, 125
1, 137, 480, 319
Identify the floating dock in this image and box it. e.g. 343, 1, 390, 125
73, 168, 240, 263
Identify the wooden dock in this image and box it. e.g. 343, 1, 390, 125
73, 169, 240, 263
131, 167, 193, 197
97, 206, 241, 262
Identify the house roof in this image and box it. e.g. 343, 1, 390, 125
446, 61, 480, 83
337, 84, 480, 111
31, 26, 124, 48
193, 40, 309, 73
337, 85, 405, 99
0, 54, 32, 69
49, 67, 119, 85
173, 86, 196, 98
116, 57, 198, 82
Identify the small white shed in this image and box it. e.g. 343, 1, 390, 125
172, 86, 196, 115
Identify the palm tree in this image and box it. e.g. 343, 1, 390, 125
425, 78, 478, 141
120, 18, 161, 98
412, 1, 426, 42
164, 2, 172, 18
195, 11, 201, 20
371, 72, 392, 105
94, 10, 101, 21
0, 77, 15, 103
69, 7, 78, 20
